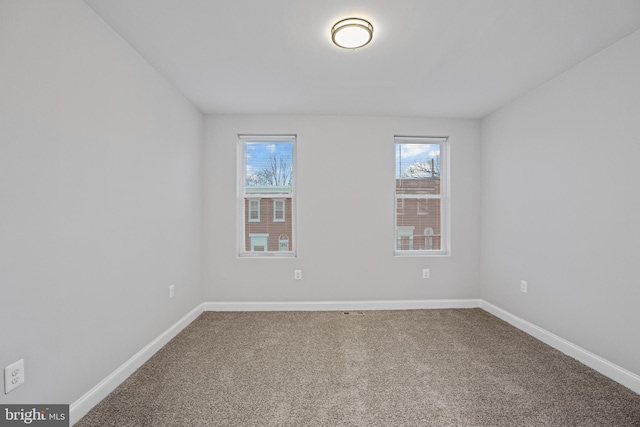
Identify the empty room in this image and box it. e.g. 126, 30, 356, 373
2, 0, 640, 425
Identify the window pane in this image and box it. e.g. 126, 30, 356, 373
395, 143, 441, 194
245, 142, 293, 195
244, 197, 293, 252
396, 198, 441, 251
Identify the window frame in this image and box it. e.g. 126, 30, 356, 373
237, 134, 297, 258
394, 136, 450, 257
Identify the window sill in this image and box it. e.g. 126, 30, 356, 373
394, 251, 449, 257
238, 252, 296, 259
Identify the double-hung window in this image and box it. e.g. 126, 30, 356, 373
394, 136, 449, 255
273, 199, 285, 222
248, 199, 261, 222
238, 135, 296, 257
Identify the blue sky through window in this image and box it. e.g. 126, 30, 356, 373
245, 142, 293, 188
395, 143, 441, 178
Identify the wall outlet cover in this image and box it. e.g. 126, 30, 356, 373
5, 359, 25, 394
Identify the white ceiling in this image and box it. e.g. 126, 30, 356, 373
84, 0, 640, 119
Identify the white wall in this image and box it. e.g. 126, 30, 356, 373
0, 0, 203, 404
6, 0, 636, 411
481, 29, 640, 375
204, 115, 480, 302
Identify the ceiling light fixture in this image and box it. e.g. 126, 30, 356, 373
331, 18, 373, 50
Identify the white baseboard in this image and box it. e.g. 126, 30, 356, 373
69, 299, 639, 426
69, 303, 204, 426
204, 299, 482, 312
481, 300, 640, 395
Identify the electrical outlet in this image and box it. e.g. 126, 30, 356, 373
422, 269, 430, 279
5, 359, 25, 394
520, 280, 528, 293
294, 270, 302, 280
169, 285, 175, 298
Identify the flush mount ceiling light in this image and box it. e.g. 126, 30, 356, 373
331, 18, 373, 49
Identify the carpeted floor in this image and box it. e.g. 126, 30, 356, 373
75, 309, 640, 426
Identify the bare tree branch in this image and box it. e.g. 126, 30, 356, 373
402, 158, 440, 178
247, 155, 292, 186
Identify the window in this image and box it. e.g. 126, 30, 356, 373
273, 199, 285, 222
238, 135, 296, 257
395, 136, 448, 255
417, 199, 428, 215
248, 199, 260, 222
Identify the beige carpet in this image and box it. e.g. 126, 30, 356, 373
76, 309, 640, 426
